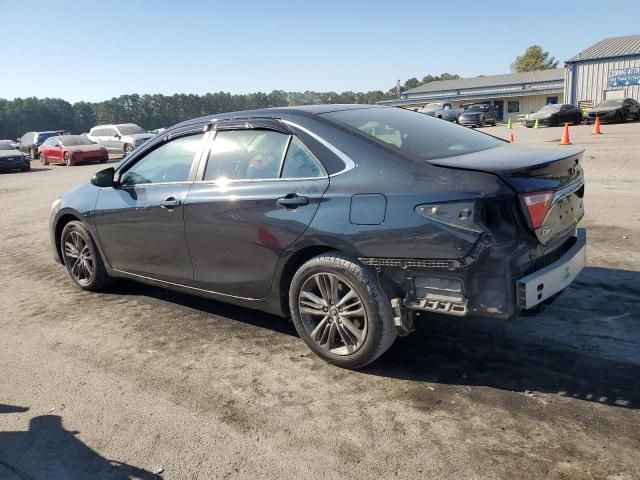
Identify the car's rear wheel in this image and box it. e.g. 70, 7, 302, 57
61, 221, 112, 291
573, 115, 582, 125
289, 252, 396, 369
615, 111, 623, 123
30, 147, 37, 160
63, 152, 73, 166
39, 153, 49, 165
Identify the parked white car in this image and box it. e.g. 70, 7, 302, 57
418, 102, 464, 122
87, 123, 154, 156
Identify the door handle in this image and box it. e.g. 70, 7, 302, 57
160, 197, 182, 209
277, 194, 309, 209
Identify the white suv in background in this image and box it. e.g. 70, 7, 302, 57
87, 123, 154, 156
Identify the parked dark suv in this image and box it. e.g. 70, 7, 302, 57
49, 105, 586, 368
457, 104, 497, 127
18, 130, 66, 159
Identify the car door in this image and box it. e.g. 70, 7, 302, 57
102, 128, 121, 153
184, 121, 330, 299
49, 138, 63, 163
94, 130, 206, 283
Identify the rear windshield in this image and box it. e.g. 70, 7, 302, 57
323, 107, 501, 160
59, 136, 95, 146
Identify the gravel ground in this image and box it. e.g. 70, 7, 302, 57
0, 121, 639, 479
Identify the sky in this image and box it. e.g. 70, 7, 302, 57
1, 0, 639, 103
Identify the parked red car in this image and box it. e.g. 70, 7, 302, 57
39, 135, 109, 166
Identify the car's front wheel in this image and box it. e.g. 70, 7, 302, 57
63, 152, 73, 166
124, 143, 133, 156
289, 252, 396, 369
61, 221, 112, 291
39, 153, 49, 165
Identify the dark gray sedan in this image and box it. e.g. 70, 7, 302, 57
49, 105, 586, 368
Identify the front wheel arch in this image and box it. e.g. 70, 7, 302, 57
54, 213, 84, 262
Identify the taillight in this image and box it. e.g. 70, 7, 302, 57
520, 191, 554, 229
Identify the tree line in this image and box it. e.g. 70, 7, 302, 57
0, 74, 460, 140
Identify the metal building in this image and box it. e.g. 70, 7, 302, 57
565, 35, 640, 108
378, 69, 565, 123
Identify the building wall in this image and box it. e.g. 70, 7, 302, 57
565, 56, 640, 107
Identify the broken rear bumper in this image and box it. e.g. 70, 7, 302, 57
516, 228, 586, 309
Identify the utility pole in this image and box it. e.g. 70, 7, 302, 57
396, 80, 401, 99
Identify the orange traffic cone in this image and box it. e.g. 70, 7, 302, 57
560, 123, 571, 145
508, 132, 515, 143
592, 115, 601, 135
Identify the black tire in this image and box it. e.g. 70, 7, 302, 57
60, 221, 112, 291
124, 143, 133, 156
289, 252, 397, 369
615, 111, 623, 123
98, 158, 108, 163
30, 146, 37, 160
39, 153, 49, 165
63, 152, 72, 166
479, 117, 485, 128
21, 161, 30, 171
573, 115, 582, 126
550, 116, 559, 127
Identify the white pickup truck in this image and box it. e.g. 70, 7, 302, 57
418, 102, 464, 122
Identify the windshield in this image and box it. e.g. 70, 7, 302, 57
323, 107, 502, 160
597, 99, 623, 107
0, 141, 15, 150
117, 124, 146, 135
423, 103, 443, 110
37, 132, 60, 142
59, 135, 95, 146
539, 104, 561, 112
465, 105, 489, 112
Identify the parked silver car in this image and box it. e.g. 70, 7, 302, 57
87, 124, 154, 156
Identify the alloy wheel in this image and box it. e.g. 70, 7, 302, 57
63, 231, 94, 286
298, 272, 368, 356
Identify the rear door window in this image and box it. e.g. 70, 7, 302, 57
281, 137, 325, 179
203, 130, 289, 181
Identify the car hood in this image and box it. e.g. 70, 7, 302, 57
527, 111, 554, 119
0, 150, 24, 158
67, 144, 105, 152
428, 143, 584, 193
591, 106, 617, 114
125, 133, 154, 141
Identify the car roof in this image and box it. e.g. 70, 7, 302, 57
172, 104, 385, 129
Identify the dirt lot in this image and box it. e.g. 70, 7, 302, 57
1, 122, 639, 479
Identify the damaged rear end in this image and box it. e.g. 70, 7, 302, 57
374, 144, 587, 323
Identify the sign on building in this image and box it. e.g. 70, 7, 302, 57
607, 68, 640, 87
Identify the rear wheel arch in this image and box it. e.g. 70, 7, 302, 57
277, 245, 400, 317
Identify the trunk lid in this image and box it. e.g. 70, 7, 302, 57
428, 144, 585, 244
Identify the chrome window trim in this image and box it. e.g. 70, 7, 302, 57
280, 119, 356, 176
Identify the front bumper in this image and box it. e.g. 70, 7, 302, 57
587, 111, 615, 123
0, 157, 29, 171
458, 117, 482, 127
523, 118, 550, 127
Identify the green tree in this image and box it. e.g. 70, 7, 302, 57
511, 45, 558, 72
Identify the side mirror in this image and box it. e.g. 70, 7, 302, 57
114, 134, 121, 140
91, 167, 116, 188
